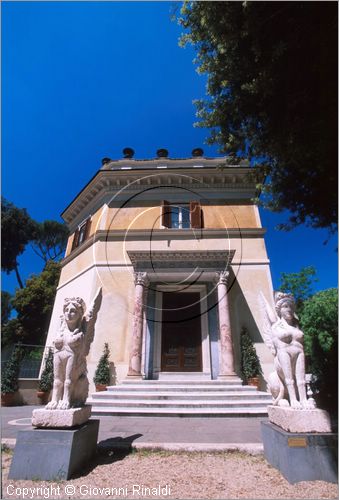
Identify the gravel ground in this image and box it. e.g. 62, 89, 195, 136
2, 449, 337, 500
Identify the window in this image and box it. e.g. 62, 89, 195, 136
161, 201, 202, 229
171, 205, 190, 229
71, 218, 91, 251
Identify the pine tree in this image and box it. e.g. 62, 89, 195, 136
93, 343, 110, 386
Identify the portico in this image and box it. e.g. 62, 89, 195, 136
125, 250, 239, 381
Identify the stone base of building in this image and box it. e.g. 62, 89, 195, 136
9, 419, 99, 480
32, 405, 91, 428
267, 405, 332, 433
261, 421, 338, 484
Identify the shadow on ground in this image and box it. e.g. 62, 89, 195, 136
72, 433, 143, 478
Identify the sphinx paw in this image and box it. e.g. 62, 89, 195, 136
45, 401, 58, 410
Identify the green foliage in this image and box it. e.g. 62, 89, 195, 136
1, 443, 13, 454
93, 343, 111, 385
32, 220, 69, 263
280, 266, 317, 312
240, 328, 262, 381
1, 318, 25, 348
8, 261, 61, 345
1, 198, 37, 288
1, 291, 12, 325
300, 289, 338, 415
38, 348, 54, 392
178, 2, 337, 234
1, 345, 24, 394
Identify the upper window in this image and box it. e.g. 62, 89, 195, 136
71, 217, 91, 251
161, 201, 202, 229
171, 205, 190, 229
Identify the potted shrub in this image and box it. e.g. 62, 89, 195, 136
37, 347, 53, 404
93, 343, 110, 391
1, 345, 23, 406
240, 327, 262, 389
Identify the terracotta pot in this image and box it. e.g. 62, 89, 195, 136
1, 392, 16, 407
37, 391, 50, 405
95, 384, 107, 392
247, 377, 260, 389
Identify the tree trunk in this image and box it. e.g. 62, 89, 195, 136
14, 263, 24, 289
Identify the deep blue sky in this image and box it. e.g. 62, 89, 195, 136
2, 1, 337, 296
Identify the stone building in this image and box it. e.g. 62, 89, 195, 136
44, 149, 274, 405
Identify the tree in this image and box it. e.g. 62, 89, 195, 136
1, 291, 12, 325
1, 198, 37, 288
300, 289, 338, 416
178, 2, 337, 234
31, 220, 69, 263
1, 345, 24, 394
279, 266, 317, 312
8, 261, 61, 345
240, 327, 262, 382
93, 343, 111, 387
1, 319, 25, 349
38, 348, 54, 393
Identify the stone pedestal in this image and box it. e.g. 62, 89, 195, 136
32, 406, 92, 428
9, 419, 99, 480
267, 405, 332, 433
261, 421, 338, 484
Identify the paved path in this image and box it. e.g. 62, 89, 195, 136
2, 405, 268, 453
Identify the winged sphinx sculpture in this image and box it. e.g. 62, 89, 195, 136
259, 291, 315, 410
46, 287, 102, 410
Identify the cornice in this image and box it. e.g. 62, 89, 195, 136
127, 249, 236, 271
61, 165, 263, 225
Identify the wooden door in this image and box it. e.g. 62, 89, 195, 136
161, 292, 202, 372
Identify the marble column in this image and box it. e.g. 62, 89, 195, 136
127, 272, 149, 377
216, 271, 236, 378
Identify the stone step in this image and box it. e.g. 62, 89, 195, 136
120, 379, 242, 385
107, 384, 258, 392
90, 391, 271, 401
157, 372, 213, 381
87, 398, 269, 408
88, 379, 270, 418
90, 407, 269, 417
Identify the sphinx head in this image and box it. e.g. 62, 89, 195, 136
63, 297, 86, 324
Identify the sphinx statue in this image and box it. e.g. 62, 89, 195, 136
260, 291, 315, 410
46, 287, 102, 410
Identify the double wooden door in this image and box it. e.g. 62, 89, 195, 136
161, 292, 202, 372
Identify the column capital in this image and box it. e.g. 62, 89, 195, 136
215, 270, 229, 286
134, 272, 149, 287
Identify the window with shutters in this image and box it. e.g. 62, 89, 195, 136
161, 201, 202, 229
171, 205, 190, 229
71, 217, 91, 251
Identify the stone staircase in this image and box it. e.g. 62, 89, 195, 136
87, 378, 272, 417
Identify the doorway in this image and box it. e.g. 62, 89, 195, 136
161, 292, 202, 372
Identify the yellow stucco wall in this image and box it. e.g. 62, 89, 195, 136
65, 203, 259, 257
65, 206, 104, 257
102, 203, 258, 230
202, 204, 258, 228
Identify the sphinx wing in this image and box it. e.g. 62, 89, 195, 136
83, 287, 103, 356
259, 291, 277, 355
